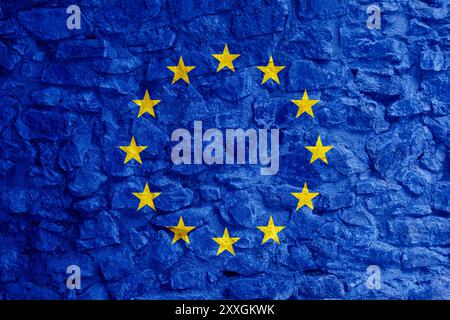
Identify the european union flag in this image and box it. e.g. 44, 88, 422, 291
0, 0, 449, 302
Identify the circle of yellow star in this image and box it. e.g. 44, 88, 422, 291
167, 216, 196, 244
118, 136, 148, 164
305, 136, 334, 164
291, 182, 319, 211
257, 56, 285, 84
167, 56, 196, 84
212, 228, 240, 256
257, 216, 286, 244
132, 90, 161, 118
291, 89, 320, 118
212, 44, 240, 72
132, 182, 161, 211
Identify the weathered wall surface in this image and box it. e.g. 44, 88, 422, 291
0, 0, 449, 299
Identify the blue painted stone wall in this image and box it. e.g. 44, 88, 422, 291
0, 0, 449, 299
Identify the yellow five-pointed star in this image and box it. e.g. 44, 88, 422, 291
118, 137, 148, 164
167, 56, 196, 84
291, 182, 319, 211
212, 44, 240, 72
212, 228, 240, 256
132, 90, 161, 118
305, 136, 334, 164
291, 90, 320, 118
132, 182, 161, 211
167, 216, 196, 244
257, 56, 285, 84
257, 216, 286, 244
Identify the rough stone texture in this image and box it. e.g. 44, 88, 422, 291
0, 1, 449, 300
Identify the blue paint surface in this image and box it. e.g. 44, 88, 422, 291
0, 0, 449, 299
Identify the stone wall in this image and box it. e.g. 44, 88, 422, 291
0, 0, 449, 299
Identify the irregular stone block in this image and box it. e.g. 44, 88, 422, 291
73, 195, 107, 213
215, 73, 253, 102
68, 168, 107, 197
15, 109, 67, 141
168, 0, 238, 22
367, 242, 402, 266
290, 245, 316, 271
34, 229, 62, 252
80, 283, 109, 300
2, 189, 39, 213
46, 254, 95, 285
170, 270, 207, 290
128, 228, 149, 251
42, 63, 98, 87
56, 40, 109, 59
397, 168, 432, 195
0, 41, 21, 71
420, 47, 444, 71
156, 188, 194, 212
126, 24, 175, 51
392, 204, 432, 217
31, 87, 63, 107
107, 270, 159, 299
229, 274, 295, 299
99, 75, 140, 95
388, 216, 450, 246
402, 247, 446, 269
355, 71, 404, 95
18, 8, 75, 41
232, 2, 288, 38
92, 57, 143, 74
0, 245, 28, 283
199, 187, 221, 201
433, 182, 450, 213
77, 212, 120, 250
288, 60, 351, 91
5, 282, 60, 299
339, 206, 374, 227
141, 231, 183, 269
388, 98, 430, 117
99, 251, 134, 282
253, 97, 289, 128
298, 275, 344, 299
